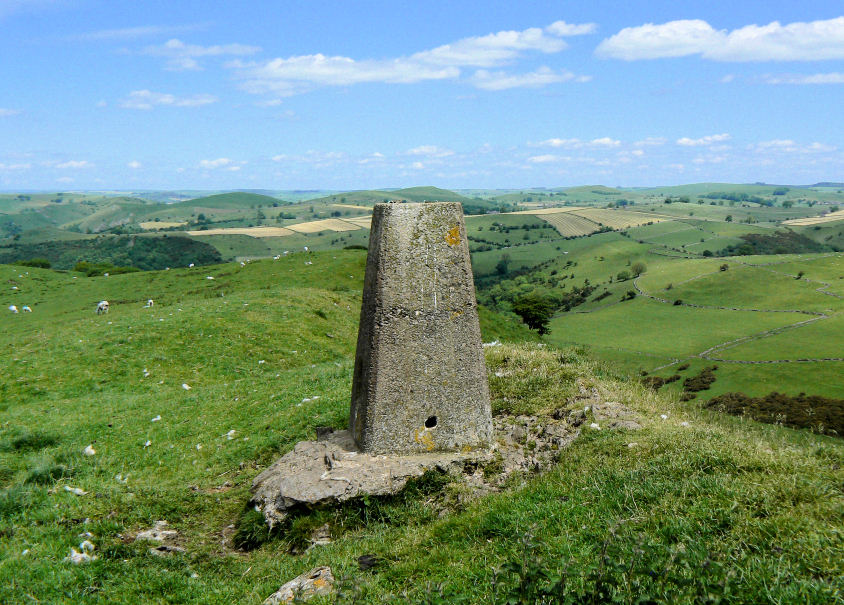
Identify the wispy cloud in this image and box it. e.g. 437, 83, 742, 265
0, 108, 21, 117
199, 158, 245, 171
469, 66, 588, 90
127, 160, 142, 169
231, 20, 595, 96
56, 160, 94, 169
751, 139, 837, 153
120, 90, 217, 110
0, 162, 30, 170
597, 17, 844, 61
762, 72, 844, 84
143, 38, 260, 71
533, 137, 620, 148
676, 133, 731, 146
72, 23, 209, 42
406, 145, 454, 158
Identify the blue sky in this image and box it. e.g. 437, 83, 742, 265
1, 0, 843, 190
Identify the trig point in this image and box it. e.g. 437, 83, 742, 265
350, 202, 493, 454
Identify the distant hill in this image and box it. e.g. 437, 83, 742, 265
0, 234, 222, 270
305, 186, 469, 205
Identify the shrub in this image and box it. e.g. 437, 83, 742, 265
706, 392, 843, 436
683, 366, 718, 393
16, 258, 51, 269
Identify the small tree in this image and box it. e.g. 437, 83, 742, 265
512, 292, 557, 335
631, 261, 646, 276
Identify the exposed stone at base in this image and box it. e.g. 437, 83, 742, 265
264, 566, 334, 604
250, 409, 624, 528
250, 430, 485, 528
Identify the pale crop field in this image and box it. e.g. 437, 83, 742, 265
139, 221, 187, 230
537, 212, 602, 236
783, 210, 844, 226
286, 218, 362, 233
569, 208, 668, 230
186, 226, 296, 237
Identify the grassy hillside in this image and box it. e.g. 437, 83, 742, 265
0, 255, 840, 603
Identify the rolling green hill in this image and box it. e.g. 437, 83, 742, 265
0, 254, 840, 603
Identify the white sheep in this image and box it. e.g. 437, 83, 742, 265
188, 263, 195, 268
96, 301, 109, 315
22, 305, 32, 312
144, 299, 154, 308
8, 305, 18, 313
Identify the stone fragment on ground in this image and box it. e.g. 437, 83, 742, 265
134, 520, 185, 555
264, 566, 334, 604
591, 401, 642, 430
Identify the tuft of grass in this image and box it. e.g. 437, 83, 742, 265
0, 430, 59, 452
24, 460, 74, 485
0, 485, 32, 517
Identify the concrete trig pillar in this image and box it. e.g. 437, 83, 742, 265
350, 202, 493, 454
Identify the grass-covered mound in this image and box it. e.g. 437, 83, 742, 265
0, 255, 841, 603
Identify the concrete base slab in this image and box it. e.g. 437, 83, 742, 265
250, 429, 489, 528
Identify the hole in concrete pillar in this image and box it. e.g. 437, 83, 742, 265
425, 416, 438, 429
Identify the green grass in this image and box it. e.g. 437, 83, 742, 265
0, 256, 842, 603
546, 297, 806, 358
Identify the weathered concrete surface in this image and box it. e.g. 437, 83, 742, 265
350, 202, 492, 454
263, 566, 334, 604
251, 430, 484, 527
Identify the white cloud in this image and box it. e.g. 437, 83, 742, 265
0, 162, 30, 170
406, 145, 454, 158
56, 160, 93, 169
533, 137, 620, 148
469, 66, 585, 90
411, 161, 425, 169
721, 74, 736, 83
634, 137, 667, 146
528, 154, 561, 163
127, 160, 142, 169
751, 140, 837, 153
56, 176, 74, 183
73, 23, 208, 41
231, 20, 594, 96
120, 90, 217, 110
199, 158, 244, 171
591, 137, 621, 147
545, 21, 597, 37
676, 133, 731, 146
597, 17, 844, 62
762, 72, 844, 84
0, 108, 21, 117
143, 38, 260, 71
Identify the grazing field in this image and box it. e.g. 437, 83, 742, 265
0, 257, 841, 603
547, 297, 802, 359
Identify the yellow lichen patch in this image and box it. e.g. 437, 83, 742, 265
450, 309, 464, 320
413, 428, 436, 451
444, 225, 461, 246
